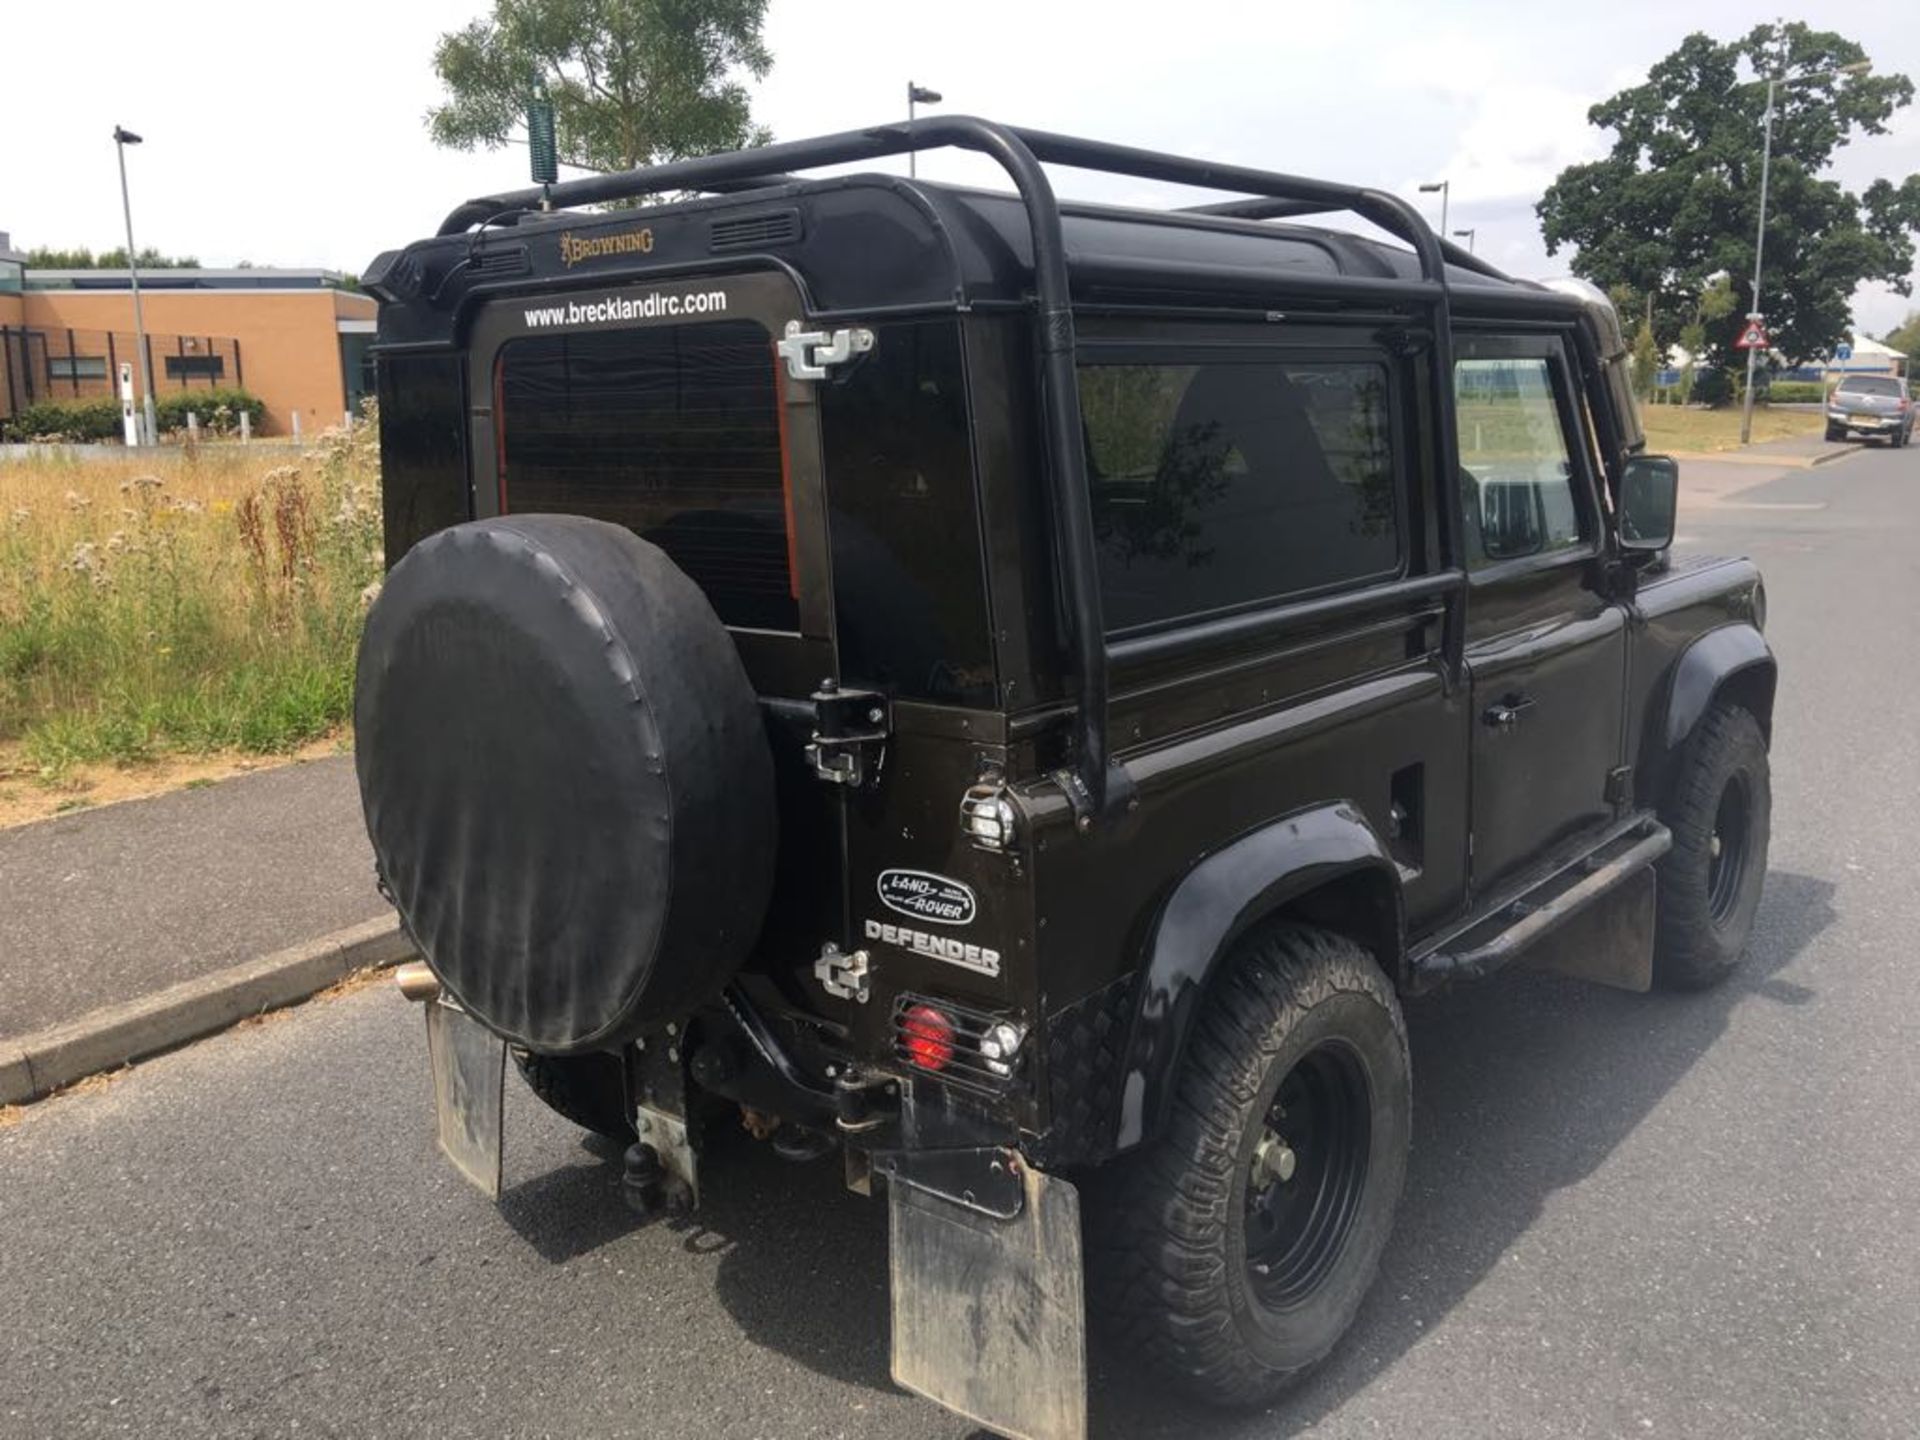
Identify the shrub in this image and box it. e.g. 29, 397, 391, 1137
0, 399, 125, 443
1765, 381, 1828, 404
154, 389, 267, 437
1691, 368, 1734, 408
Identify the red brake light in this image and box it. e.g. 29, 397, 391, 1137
901, 1004, 956, 1072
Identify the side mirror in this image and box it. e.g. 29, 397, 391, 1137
1619, 454, 1678, 553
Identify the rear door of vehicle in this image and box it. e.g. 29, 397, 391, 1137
467, 271, 842, 960
1456, 330, 1626, 894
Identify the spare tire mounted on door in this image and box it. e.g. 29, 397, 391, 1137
354, 514, 777, 1055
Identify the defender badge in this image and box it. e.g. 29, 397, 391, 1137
877, 869, 976, 926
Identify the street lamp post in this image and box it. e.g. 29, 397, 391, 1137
112, 126, 158, 446
1738, 60, 1871, 445
906, 83, 942, 178
1419, 180, 1450, 236
1452, 227, 1477, 254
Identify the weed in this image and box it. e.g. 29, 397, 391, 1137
0, 408, 383, 764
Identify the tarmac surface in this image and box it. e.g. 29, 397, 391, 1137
0, 757, 385, 1038
4, 437, 1918, 1438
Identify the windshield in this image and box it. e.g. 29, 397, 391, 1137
1835, 376, 1902, 397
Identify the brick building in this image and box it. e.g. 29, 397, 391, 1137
0, 231, 375, 437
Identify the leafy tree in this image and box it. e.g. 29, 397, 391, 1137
428, 0, 772, 176
1630, 317, 1661, 400
1538, 22, 1920, 368
1884, 310, 1920, 373
25, 246, 199, 269
1678, 274, 1738, 401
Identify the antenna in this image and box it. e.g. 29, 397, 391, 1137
527, 76, 559, 205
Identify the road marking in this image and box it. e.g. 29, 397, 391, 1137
1708, 502, 1827, 511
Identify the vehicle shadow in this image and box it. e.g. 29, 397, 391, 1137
499, 868, 1835, 1432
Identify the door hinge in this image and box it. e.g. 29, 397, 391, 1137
777, 321, 874, 381
806, 680, 889, 788
1605, 765, 1633, 805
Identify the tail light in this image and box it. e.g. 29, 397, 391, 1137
893, 996, 1028, 1089
900, 1003, 956, 1072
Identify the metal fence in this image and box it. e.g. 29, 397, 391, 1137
0, 325, 245, 418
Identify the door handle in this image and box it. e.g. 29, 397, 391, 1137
1482, 694, 1537, 729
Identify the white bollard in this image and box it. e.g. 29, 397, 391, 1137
239, 410, 251, 444
187, 412, 200, 443
292, 411, 302, 442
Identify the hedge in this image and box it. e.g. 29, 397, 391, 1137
1764, 381, 1828, 404
0, 398, 124, 442
154, 388, 267, 436
0, 389, 268, 443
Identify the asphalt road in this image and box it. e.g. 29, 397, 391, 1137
5, 439, 1919, 1439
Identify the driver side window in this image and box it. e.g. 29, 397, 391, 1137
1455, 355, 1586, 568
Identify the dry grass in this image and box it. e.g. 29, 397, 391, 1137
0, 732, 346, 829
230, 963, 394, 1033
1640, 404, 1826, 453
0, 416, 382, 775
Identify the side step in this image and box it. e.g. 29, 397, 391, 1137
1409, 817, 1671, 992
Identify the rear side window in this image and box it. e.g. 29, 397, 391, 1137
1077, 357, 1400, 632
495, 319, 796, 631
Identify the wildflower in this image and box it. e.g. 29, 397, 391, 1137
8, 507, 27, 525
121, 474, 164, 492
105, 532, 128, 554
360, 580, 383, 609
212, 500, 233, 516
64, 491, 92, 512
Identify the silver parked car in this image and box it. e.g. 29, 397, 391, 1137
1825, 374, 1914, 447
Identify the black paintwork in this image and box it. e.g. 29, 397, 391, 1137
369, 117, 1775, 1170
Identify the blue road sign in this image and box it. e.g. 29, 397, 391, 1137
1836, 343, 1853, 361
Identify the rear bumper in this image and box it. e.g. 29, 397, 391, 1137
1828, 411, 1904, 432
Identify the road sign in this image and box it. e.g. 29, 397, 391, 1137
1734, 322, 1770, 351
1836, 342, 1853, 361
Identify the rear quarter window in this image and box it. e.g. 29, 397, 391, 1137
1078, 355, 1401, 632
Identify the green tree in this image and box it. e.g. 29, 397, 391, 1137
1538, 21, 1920, 369
25, 246, 199, 269
428, 0, 772, 176
1630, 317, 1662, 400
1678, 274, 1739, 402
1884, 310, 1920, 374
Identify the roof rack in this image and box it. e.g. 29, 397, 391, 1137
438, 118, 1462, 826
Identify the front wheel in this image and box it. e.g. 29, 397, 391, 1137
1825, 423, 1844, 442
1090, 924, 1410, 1405
1654, 702, 1771, 989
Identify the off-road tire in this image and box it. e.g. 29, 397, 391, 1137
513, 1050, 635, 1140
1654, 702, 1770, 990
1089, 924, 1410, 1406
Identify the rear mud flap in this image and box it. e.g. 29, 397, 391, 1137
889, 1161, 1086, 1440
424, 998, 506, 1199
1524, 864, 1656, 992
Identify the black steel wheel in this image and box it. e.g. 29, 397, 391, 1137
513, 1049, 635, 1140
1090, 923, 1409, 1406
1654, 702, 1771, 990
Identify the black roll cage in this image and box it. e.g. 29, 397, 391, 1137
438, 117, 1464, 825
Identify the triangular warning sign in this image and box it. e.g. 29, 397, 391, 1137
1734, 322, 1769, 351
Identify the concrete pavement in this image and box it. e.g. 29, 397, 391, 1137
0, 755, 397, 1100
3, 440, 1918, 1437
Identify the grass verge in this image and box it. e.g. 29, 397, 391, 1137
1640, 404, 1826, 453
0, 419, 381, 776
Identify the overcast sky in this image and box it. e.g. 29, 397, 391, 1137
4, 0, 1915, 335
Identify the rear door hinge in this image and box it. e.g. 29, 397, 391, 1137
806, 680, 889, 788
777, 321, 874, 381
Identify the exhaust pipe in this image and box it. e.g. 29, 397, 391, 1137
395, 961, 441, 1003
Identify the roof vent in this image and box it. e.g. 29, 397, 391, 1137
471, 245, 530, 278
710, 210, 800, 252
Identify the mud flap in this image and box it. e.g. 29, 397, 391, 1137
1524, 864, 1656, 992
424, 998, 506, 1199
889, 1160, 1086, 1440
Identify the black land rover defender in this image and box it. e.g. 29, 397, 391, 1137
357, 117, 1775, 1440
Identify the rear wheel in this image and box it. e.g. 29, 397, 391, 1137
1090, 924, 1409, 1405
513, 1050, 635, 1140
1654, 702, 1770, 990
